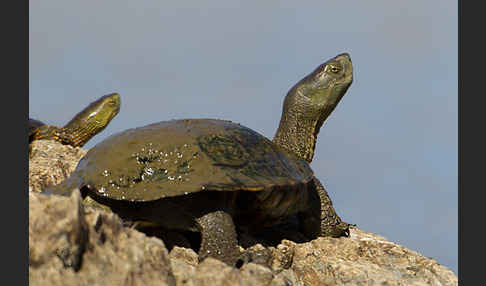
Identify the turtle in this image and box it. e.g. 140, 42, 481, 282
45, 53, 353, 266
29, 92, 121, 148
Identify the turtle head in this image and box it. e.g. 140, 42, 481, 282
62, 93, 121, 147
86, 92, 121, 127
287, 53, 353, 125
273, 53, 353, 162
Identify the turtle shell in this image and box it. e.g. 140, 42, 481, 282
59, 119, 313, 201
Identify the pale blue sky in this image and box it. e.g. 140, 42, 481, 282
30, 1, 458, 273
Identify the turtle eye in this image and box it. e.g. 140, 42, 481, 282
326, 64, 340, 73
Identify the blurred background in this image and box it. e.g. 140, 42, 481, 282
29, 1, 457, 273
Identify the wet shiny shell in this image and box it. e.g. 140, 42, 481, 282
64, 119, 313, 201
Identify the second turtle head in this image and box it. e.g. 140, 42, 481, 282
90, 92, 121, 126
65, 92, 121, 131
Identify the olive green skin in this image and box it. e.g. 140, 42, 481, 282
274, 53, 353, 162
29, 93, 121, 148
47, 53, 353, 266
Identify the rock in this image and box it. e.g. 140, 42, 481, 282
288, 227, 458, 286
190, 258, 240, 285
29, 191, 176, 286
29, 140, 87, 194
170, 247, 199, 266
239, 263, 276, 285
170, 258, 196, 286
270, 240, 296, 271
29, 140, 458, 285
240, 243, 273, 267
29, 189, 88, 272
169, 247, 198, 286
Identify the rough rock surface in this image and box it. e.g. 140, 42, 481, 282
29, 140, 458, 285
29, 190, 176, 286
29, 140, 87, 193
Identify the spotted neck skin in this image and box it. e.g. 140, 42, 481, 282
273, 53, 353, 163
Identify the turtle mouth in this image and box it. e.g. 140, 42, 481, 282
106, 93, 121, 120
112, 104, 121, 117
334, 54, 353, 86
110, 93, 121, 113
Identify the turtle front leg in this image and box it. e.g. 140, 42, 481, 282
195, 210, 240, 266
298, 177, 350, 239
